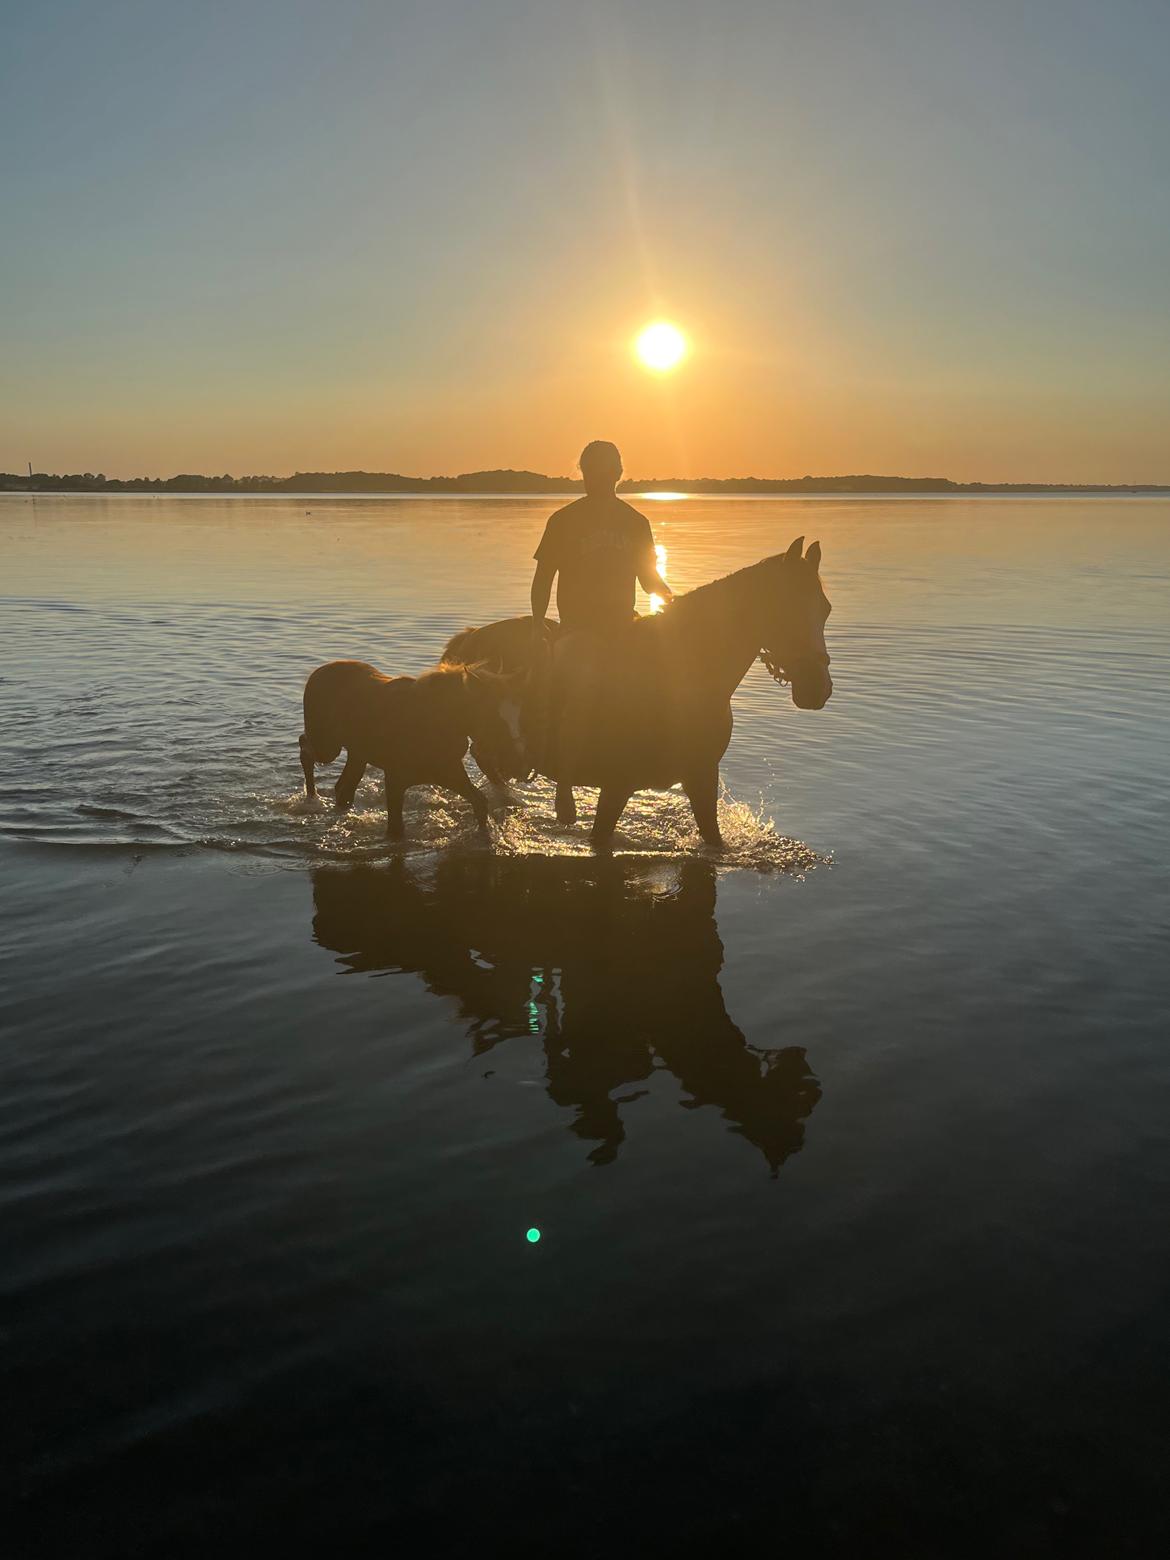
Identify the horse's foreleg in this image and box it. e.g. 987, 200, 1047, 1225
298, 732, 316, 798
335, 751, 367, 810
384, 776, 406, 840
684, 767, 724, 849
439, 763, 491, 833
471, 742, 504, 787
555, 780, 577, 826
590, 785, 632, 851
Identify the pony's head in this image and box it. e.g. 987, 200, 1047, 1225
758, 536, 833, 710
411, 664, 529, 777
460, 665, 529, 778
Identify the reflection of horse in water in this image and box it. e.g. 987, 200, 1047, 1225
310, 856, 821, 1171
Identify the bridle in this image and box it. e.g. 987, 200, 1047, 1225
759, 647, 830, 687
758, 647, 790, 686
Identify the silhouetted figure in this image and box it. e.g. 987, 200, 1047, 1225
528, 440, 673, 815
310, 856, 820, 1172
530, 441, 672, 638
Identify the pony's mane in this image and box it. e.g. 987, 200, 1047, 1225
412, 661, 509, 708
410, 664, 470, 705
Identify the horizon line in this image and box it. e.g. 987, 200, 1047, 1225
3, 466, 1168, 494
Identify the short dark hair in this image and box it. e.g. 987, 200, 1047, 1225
579, 440, 622, 481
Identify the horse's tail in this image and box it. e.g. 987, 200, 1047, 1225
440, 625, 480, 666
301, 665, 346, 764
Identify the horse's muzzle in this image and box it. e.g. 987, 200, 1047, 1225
790, 660, 833, 710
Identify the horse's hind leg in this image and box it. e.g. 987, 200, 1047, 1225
555, 780, 577, 826
298, 733, 316, 798
684, 766, 724, 849
334, 751, 367, 810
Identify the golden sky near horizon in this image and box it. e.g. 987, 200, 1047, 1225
2, 2, 1168, 483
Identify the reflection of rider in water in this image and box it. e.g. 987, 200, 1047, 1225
309, 857, 820, 1172
530, 440, 673, 642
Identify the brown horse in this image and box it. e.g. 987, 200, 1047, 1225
299, 660, 525, 838
438, 536, 832, 849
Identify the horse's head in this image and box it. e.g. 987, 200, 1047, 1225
759, 536, 833, 710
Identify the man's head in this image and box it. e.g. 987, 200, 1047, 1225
579, 440, 623, 495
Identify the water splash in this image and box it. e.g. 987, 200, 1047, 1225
260, 772, 829, 874
493, 779, 828, 874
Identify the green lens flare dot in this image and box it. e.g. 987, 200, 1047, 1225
526, 1228, 541, 1244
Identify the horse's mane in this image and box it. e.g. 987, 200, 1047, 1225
441, 616, 559, 669
440, 626, 479, 664
661, 554, 781, 628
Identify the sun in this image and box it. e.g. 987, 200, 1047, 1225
635, 320, 687, 372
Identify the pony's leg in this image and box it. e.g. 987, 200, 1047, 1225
438, 763, 491, 833
334, 751, 367, 810
555, 780, 577, 826
684, 767, 724, 849
385, 777, 406, 840
590, 786, 632, 851
298, 733, 316, 798
471, 742, 503, 787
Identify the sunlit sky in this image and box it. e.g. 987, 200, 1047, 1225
2, 0, 1168, 481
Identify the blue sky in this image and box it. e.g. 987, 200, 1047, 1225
1, 0, 1167, 479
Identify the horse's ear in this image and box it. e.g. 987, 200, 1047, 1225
785, 535, 804, 563
805, 540, 821, 570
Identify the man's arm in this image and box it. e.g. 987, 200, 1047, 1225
531, 509, 561, 642
638, 564, 673, 602
637, 553, 673, 604
531, 557, 557, 634
633, 510, 673, 604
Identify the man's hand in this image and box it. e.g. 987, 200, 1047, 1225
640, 569, 673, 606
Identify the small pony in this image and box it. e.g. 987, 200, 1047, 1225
299, 659, 526, 838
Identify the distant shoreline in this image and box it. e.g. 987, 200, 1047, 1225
2, 468, 1166, 496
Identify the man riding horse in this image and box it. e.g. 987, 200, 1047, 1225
528, 440, 673, 809
529, 439, 673, 645
441, 442, 833, 851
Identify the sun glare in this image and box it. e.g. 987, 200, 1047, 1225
635, 320, 687, 372
649, 542, 669, 614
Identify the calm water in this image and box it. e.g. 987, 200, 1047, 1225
3, 493, 1169, 1555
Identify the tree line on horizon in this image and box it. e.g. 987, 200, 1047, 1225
0, 469, 1161, 495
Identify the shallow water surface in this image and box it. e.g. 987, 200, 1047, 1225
3, 493, 1169, 1554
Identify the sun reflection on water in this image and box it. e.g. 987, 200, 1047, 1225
650, 541, 668, 614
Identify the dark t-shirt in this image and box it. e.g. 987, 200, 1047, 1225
533, 496, 656, 631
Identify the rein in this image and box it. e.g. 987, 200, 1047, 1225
758, 648, 790, 686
